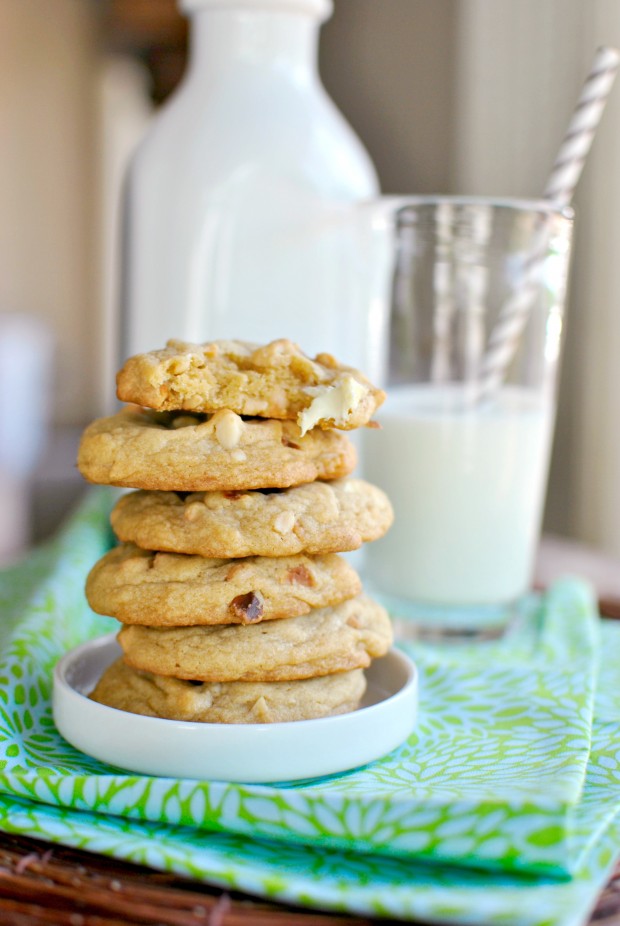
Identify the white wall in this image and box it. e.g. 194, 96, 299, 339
321, 0, 456, 195
450, 0, 620, 555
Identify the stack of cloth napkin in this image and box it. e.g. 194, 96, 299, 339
76, 339, 394, 724
0, 489, 620, 926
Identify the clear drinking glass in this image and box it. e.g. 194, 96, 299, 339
362, 197, 574, 638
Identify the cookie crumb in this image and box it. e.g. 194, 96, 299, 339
225, 563, 245, 581
168, 356, 191, 375
281, 436, 301, 449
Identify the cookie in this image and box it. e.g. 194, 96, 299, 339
117, 595, 393, 682
116, 339, 385, 434
89, 659, 367, 724
85, 543, 361, 626
77, 406, 356, 491
110, 479, 394, 558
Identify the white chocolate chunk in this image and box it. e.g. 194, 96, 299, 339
171, 415, 202, 429
273, 511, 296, 534
214, 410, 243, 449
297, 375, 368, 436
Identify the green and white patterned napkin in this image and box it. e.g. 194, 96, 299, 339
0, 489, 618, 926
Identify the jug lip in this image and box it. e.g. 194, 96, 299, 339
180, 0, 333, 20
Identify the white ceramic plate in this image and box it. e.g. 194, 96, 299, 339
53, 635, 418, 783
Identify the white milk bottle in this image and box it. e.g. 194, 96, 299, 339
121, 0, 380, 365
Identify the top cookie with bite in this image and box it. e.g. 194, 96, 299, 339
116, 338, 385, 434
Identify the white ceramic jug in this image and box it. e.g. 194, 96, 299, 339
122, 0, 382, 370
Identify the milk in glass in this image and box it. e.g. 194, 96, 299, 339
363, 384, 555, 606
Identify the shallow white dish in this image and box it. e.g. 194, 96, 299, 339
53, 635, 418, 783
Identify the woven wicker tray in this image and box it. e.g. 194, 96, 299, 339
0, 830, 617, 926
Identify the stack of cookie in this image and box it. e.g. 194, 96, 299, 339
78, 339, 394, 724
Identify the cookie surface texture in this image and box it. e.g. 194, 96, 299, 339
117, 595, 393, 681
86, 543, 361, 626
116, 338, 385, 433
89, 659, 367, 724
111, 479, 394, 558
77, 406, 356, 491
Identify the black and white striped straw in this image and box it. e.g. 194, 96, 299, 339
477, 46, 620, 400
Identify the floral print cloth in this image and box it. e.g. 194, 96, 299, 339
0, 489, 618, 926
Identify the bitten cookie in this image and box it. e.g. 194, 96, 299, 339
77, 406, 356, 491
89, 659, 367, 724
116, 338, 385, 434
85, 543, 361, 626
117, 595, 393, 682
110, 479, 394, 558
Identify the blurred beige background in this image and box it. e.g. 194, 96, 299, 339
1, 0, 620, 562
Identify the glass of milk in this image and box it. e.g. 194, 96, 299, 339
362, 197, 574, 638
